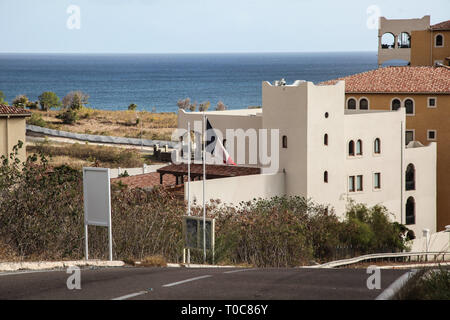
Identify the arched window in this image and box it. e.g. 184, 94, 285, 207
359, 98, 369, 110
356, 139, 363, 155
391, 98, 401, 111
347, 98, 356, 110
348, 140, 355, 156
405, 99, 414, 115
324, 171, 328, 183
406, 197, 415, 225
282, 135, 287, 148
324, 134, 328, 146
435, 34, 443, 47
374, 138, 381, 154
397, 32, 411, 48
381, 33, 395, 49
406, 163, 415, 191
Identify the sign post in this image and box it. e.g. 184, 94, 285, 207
182, 216, 215, 264
83, 167, 113, 261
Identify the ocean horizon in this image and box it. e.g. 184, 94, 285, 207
0, 52, 385, 113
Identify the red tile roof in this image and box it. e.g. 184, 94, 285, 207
0, 104, 32, 116
111, 172, 176, 189
430, 20, 450, 31
320, 66, 450, 94
157, 163, 261, 178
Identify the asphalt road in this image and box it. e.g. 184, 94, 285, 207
0, 266, 408, 300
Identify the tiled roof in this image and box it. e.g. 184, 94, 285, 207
430, 20, 450, 30
157, 163, 261, 178
320, 66, 450, 94
0, 104, 32, 116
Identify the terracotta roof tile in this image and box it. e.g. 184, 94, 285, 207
111, 172, 176, 189
320, 66, 450, 94
0, 104, 32, 116
430, 20, 450, 30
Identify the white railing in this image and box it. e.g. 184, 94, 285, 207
307, 251, 450, 268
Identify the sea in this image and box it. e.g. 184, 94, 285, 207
0, 52, 388, 113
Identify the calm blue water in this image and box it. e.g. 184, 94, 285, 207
0, 52, 378, 113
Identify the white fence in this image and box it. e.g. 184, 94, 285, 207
185, 172, 285, 206
26, 124, 177, 148
110, 164, 167, 178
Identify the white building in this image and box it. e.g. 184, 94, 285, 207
177, 80, 437, 235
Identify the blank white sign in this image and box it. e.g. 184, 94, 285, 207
83, 167, 111, 227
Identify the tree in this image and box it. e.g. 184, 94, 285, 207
199, 101, 210, 112
189, 102, 197, 112
12, 95, 29, 108
177, 98, 190, 110
56, 108, 79, 124
62, 91, 89, 110
0, 91, 7, 105
128, 103, 138, 111
215, 101, 227, 111
38, 91, 61, 111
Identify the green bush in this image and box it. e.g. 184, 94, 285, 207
57, 108, 79, 124
27, 113, 48, 127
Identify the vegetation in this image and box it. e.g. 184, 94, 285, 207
215, 101, 227, 111
27, 141, 144, 169
0, 144, 410, 265
198, 101, 211, 112
27, 113, 51, 128
62, 91, 89, 110
393, 267, 450, 300
128, 103, 138, 111
12, 95, 29, 108
57, 108, 79, 124
0, 91, 7, 105
38, 91, 61, 111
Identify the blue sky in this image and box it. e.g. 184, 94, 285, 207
0, 0, 448, 53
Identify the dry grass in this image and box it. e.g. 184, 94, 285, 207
30, 109, 177, 141
26, 141, 145, 169
140, 255, 168, 267
0, 241, 18, 262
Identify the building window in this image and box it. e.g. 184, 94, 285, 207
404, 99, 414, 115
381, 32, 395, 49
348, 140, 355, 156
406, 163, 415, 191
374, 138, 381, 154
406, 197, 415, 225
427, 130, 437, 141
324, 134, 328, 146
397, 32, 411, 48
359, 98, 369, 110
427, 97, 437, 108
435, 34, 444, 47
405, 130, 414, 145
391, 98, 401, 111
282, 135, 287, 148
324, 171, 328, 183
374, 173, 381, 189
347, 98, 356, 110
356, 175, 363, 191
356, 139, 363, 155
349, 176, 355, 192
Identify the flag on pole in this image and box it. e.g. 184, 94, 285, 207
205, 118, 236, 165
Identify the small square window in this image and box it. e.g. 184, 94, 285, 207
428, 98, 437, 108
427, 130, 437, 141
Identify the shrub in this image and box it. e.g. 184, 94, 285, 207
57, 108, 79, 124
38, 91, 61, 111
27, 113, 48, 128
12, 95, 29, 108
128, 103, 138, 111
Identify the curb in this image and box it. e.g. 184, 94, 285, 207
0, 260, 125, 272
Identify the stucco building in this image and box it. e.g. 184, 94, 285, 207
321, 65, 449, 232
177, 80, 437, 236
378, 15, 450, 66
0, 105, 31, 162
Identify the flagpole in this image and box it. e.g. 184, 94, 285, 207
187, 121, 191, 265
202, 112, 206, 264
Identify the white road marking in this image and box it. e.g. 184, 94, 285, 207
112, 290, 148, 300
0, 269, 61, 277
223, 269, 253, 274
375, 270, 417, 300
162, 275, 212, 287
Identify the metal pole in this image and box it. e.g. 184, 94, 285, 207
202, 113, 206, 264
108, 225, 113, 261
84, 223, 89, 260
187, 122, 191, 265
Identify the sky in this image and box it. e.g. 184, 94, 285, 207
0, 0, 448, 53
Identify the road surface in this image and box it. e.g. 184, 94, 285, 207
0, 266, 407, 300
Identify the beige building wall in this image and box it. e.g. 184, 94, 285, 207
378, 16, 430, 65
411, 30, 450, 66
344, 93, 450, 231
0, 116, 28, 163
